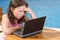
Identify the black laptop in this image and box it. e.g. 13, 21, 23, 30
13, 16, 46, 37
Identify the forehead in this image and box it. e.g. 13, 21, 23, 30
17, 6, 26, 9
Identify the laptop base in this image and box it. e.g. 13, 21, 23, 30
13, 30, 42, 38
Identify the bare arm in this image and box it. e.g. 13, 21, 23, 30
2, 15, 22, 35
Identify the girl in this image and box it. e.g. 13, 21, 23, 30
0, 0, 36, 40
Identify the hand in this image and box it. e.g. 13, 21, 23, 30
24, 7, 32, 14
14, 25, 22, 29
24, 7, 36, 19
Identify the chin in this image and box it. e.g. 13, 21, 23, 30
17, 17, 22, 19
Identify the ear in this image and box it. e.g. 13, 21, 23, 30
11, 7, 14, 12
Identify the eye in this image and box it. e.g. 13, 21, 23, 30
24, 11, 27, 12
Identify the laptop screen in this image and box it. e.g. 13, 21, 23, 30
23, 16, 46, 35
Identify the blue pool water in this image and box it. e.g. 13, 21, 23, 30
0, 0, 60, 29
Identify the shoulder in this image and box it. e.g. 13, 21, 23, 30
2, 14, 9, 21
2, 14, 7, 17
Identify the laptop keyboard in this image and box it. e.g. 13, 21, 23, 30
13, 29, 23, 35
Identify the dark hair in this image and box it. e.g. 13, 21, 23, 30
7, 0, 28, 24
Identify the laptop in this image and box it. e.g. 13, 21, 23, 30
13, 16, 46, 37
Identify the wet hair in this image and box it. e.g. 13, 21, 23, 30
7, 0, 28, 24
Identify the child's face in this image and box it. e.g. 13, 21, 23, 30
11, 6, 26, 19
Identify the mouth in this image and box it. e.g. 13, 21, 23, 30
17, 15, 24, 19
